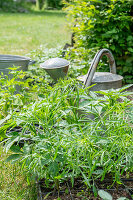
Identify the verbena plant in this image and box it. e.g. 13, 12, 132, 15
1, 73, 132, 192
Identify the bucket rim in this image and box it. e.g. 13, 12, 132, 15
0, 54, 31, 62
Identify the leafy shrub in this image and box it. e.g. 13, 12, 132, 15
64, 0, 133, 83
0, 0, 30, 12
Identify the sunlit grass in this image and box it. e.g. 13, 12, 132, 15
0, 145, 36, 200
0, 10, 71, 55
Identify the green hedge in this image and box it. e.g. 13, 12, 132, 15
65, 0, 133, 83
0, 0, 30, 12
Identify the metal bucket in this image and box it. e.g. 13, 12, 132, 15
0, 54, 34, 77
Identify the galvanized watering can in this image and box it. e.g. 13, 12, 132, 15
78, 48, 123, 91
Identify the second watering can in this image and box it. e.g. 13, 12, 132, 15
78, 49, 123, 91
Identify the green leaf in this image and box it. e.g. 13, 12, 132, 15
65, 188, 69, 194
48, 161, 59, 177
0, 114, 11, 126
128, 48, 133, 53
5, 136, 19, 153
93, 184, 97, 197
44, 192, 52, 200
118, 84, 133, 92
0, 127, 6, 140
123, 67, 129, 73
98, 190, 112, 200
110, 45, 115, 51
117, 198, 129, 200
6, 154, 21, 163
127, 36, 133, 41
23, 143, 31, 154
80, 169, 91, 187
79, 100, 90, 108
10, 145, 22, 153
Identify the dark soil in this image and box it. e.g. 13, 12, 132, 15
37, 175, 133, 200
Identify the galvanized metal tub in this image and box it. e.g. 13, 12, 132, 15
0, 54, 34, 76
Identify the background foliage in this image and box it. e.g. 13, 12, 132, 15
64, 0, 133, 83
36, 0, 64, 10
0, 0, 64, 11
46, 0, 63, 9
0, 0, 30, 12
36, 0, 45, 10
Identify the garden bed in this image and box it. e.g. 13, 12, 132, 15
37, 175, 133, 200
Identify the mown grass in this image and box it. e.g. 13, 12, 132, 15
0, 10, 71, 55
0, 145, 37, 200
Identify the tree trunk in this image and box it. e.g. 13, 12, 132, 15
0, 0, 3, 8
36, 0, 45, 10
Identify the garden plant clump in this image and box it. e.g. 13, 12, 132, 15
0, 59, 133, 199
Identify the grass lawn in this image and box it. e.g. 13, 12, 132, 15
0, 145, 36, 200
0, 10, 71, 55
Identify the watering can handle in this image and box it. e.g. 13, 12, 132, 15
84, 48, 116, 87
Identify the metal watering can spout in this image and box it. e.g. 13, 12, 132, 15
78, 48, 123, 91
